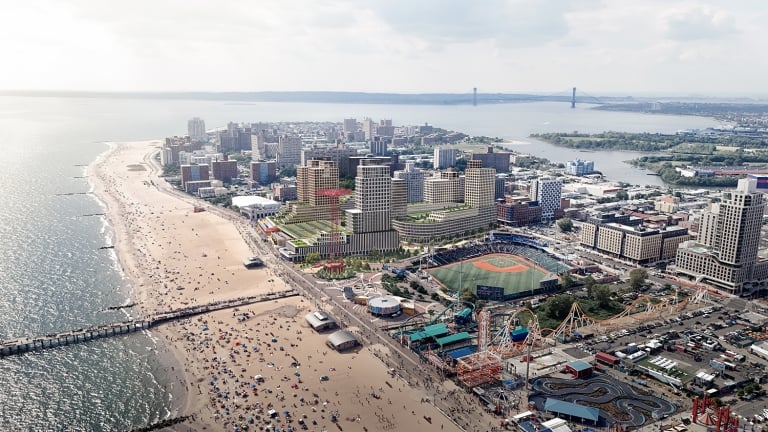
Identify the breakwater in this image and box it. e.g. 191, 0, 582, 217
0, 289, 298, 358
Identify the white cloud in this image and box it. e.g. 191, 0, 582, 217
0, 0, 766, 96
662, 5, 737, 41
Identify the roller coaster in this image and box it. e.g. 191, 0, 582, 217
390, 282, 701, 362
484, 290, 692, 358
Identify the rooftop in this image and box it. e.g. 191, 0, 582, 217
436, 332, 472, 347
232, 195, 280, 207
567, 360, 593, 372
408, 323, 449, 343
543, 398, 600, 422
327, 330, 358, 347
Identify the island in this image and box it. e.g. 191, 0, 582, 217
531, 130, 768, 187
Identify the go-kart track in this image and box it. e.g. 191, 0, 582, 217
529, 375, 676, 427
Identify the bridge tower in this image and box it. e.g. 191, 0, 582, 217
473, 87, 477, 106
571, 87, 576, 108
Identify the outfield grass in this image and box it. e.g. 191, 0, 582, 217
428, 254, 548, 296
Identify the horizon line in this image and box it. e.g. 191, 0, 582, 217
0, 89, 766, 102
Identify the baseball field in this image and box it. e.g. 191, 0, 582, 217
428, 253, 549, 297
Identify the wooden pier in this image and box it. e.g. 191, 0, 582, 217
0, 289, 298, 358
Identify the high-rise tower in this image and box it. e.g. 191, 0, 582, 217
187, 117, 206, 143
530, 177, 562, 221
297, 159, 339, 206
393, 161, 424, 203
277, 135, 302, 168
675, 178, 768, 294
464, 160, 495, 208
347, 159, 392, 234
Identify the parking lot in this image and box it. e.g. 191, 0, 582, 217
562, 298, 768, 424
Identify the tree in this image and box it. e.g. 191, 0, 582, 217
560, 273, 575, 290
556, 218, 573, 233
592, 285, 611, 308
459, 287, 477, 304
583, 276, 597, 297
339, 177, 356, 191
615, 190, 629, 201
629, 268, 648, 291
453, 158, 468, 172
278, 166, 297, 178
546, 295, 574, 321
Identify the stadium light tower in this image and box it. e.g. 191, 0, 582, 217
530, 258, 537, 297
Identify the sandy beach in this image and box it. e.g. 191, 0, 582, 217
90, 141, 487, 432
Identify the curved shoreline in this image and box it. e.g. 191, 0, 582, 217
89, 141, 190, 425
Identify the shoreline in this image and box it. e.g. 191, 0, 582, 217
88, 141, 191, 422
91, 139, 477, 431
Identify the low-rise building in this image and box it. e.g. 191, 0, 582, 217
184, 180, 212, 194
580, 213, 691, 265
496, 198, 542, 227
565, 159, 595, 176
232, 196, 281, 220
180, 164, 210, 192
326, 330, 359, 351
304, 311, 337, 331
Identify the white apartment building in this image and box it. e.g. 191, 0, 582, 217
433, 147, 459, 169
530, 177, 562, 221
276, 135, 302, 168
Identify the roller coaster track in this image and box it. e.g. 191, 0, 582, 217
487, 293, 687, 356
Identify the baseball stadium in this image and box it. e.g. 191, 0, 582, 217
426, 233, 565, 301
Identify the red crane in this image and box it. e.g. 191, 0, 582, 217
315, 188, 352, 273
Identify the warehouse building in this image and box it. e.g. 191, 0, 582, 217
304, 311, 337, 332
326, 330, 359, 351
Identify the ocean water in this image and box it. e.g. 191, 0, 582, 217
0, 96, 717, 430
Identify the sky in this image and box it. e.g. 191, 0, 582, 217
1, 0, 766, 97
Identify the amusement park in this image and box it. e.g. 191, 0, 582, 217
338, 232, 768, 432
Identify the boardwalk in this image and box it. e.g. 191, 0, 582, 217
0, 289, 298, 358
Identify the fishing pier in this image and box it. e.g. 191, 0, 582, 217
0, 289, 298, 358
